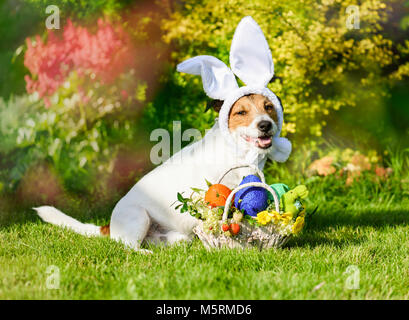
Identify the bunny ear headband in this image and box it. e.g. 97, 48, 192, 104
177, 16, 291, 163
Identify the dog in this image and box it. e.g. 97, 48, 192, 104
34, 93, 282, 253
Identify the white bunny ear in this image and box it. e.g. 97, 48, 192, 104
230, 16, 274, 87
177, 55, 238, 100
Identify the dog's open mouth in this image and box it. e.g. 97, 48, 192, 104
242, 134, 273, 149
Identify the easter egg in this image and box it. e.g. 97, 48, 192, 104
234, 175, 268, 217
230, 223, 240, 235
205, 184, 232, 208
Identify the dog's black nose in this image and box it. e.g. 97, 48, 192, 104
257, 120, 272, 132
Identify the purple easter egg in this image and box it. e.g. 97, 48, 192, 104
234, 175, 268, 217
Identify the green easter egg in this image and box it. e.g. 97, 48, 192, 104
268, 183, 290, 201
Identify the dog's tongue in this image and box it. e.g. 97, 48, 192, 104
257, 136, 272, 148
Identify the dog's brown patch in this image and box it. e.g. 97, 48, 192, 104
100, 224, 110, 236
206, 99, 224, 112
228, 94, 278, 132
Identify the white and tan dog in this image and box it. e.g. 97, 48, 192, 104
34, 17, 292, 253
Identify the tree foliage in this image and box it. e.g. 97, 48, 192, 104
160, 0, 408, 144
1, 0, 409, 197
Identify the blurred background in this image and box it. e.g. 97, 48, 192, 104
0, 0, 408, 218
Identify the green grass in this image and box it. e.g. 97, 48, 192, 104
1, 148, 408, 299
1, 196, 408, 299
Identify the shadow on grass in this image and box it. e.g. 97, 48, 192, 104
308, 207, 409, 230
0, 194, 116, 228
2, 195, 408, 252
287, 206, 409, 248
288, 232, 364, 249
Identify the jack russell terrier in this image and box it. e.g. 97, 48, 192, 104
34, 16, 292, 253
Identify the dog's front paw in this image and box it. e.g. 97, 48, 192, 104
137, 248, 153, 255
166, 231, 191, 245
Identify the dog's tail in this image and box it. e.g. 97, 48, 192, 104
33, 206, 110, 236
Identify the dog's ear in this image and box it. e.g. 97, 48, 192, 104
268, 76, 284, 112
269, 75, 282, 83
275, 95, 284, 112
205, 99, 224, 113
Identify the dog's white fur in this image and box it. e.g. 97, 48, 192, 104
35, 113, 277, 253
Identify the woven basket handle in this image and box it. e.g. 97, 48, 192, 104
221, 182, 280, 225
217, 164, 265, 184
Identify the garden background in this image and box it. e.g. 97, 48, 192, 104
0, 0, 408, 299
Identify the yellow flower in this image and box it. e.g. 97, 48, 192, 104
280, 212, 293, 225
270, 211, 281, 224
256, 211, 272, 225
292, 216, 305, 234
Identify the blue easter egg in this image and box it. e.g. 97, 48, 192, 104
234, 175, 268, 217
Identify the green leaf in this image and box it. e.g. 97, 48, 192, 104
205, 179, 213, 188
177, 192, 185, 203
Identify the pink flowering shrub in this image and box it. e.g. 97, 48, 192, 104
24, 19, 136, 106
1, 2, 172, 196
15, 17, 154, 193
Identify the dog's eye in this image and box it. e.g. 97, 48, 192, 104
236, 110, 247, 116
265, 104, 274, 112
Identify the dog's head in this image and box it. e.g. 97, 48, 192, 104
208, 93, 281, 154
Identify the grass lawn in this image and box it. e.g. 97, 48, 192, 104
1, 191, 408, 299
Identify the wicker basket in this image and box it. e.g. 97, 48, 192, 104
193, 165, 292, 250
